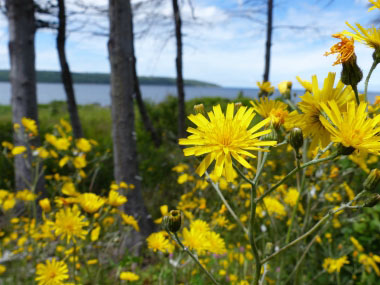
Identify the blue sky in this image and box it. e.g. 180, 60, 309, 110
0, 0, 380, 92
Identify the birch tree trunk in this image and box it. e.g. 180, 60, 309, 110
263, 0, 273, 82
172, 0, 186, 138
6, 0, 43, 193
108, 0, 154, 246
57, 0, 83, 139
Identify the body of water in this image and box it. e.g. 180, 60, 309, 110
0, 82, 262, 106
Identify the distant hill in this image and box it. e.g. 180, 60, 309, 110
0, 70, 219, 87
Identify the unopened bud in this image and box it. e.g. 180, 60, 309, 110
278, 81, 292, 100
193, 104, 205, 114
363, 169, 380, 192
261, 127, 278, 142
364, 194, 380, 207
289, 128, 303, 152
341, 54, 363, 87
337, 144, 355, 156
264, 242, 273, 255
162, 210, 183, 233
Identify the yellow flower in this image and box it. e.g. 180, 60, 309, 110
35, 258, 69, 285
108, 190, 127, 207
350, 236, 364, 252
324, 33, 355, 66
260, 196, 286, 219
358, 253, 380, 276
179, 104, 276, 181
257, 81, 275, 94
250, 97, 289, 128
278, 81, 292, 95
206, 231, 226, 254
120, 271, 140, 281
45, 134, 70, 151
36, 147, 49, 159
343, 22, 380, 50
62, 182, 79, 197
146, 231, 173, 253
12, 146, 27, 156
286, 73, 353, 148
59, 156, 70, 168
2, 141, 13, 149
91, 225, 101, 241
76, 138, 92, 153
182, 226, 210, 255
296, 76, 312, 92
16, 189, 36, 201
121, 213, 140, 232
320, 101, 380, 154
2, 195, 16, 211
154, 205, 168, 224
0, 265, 6, 275
22, 117, 38, 135
323, 256, 349, 273
60, 119, 72, 133
53, 205, 89, 243
284, 188, 299, 206
78, 193, 105, 214
369, 0, 380, 11
73, 155, 87, 169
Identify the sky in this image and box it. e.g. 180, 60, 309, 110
0, 0, 379, 92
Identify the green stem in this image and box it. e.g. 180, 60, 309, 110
206, 171, 248, 235
261, 190, 366, 265
170, 232, 219, 285
351, 84, 360, 105
73, 244, 77, 284
256, 153, 338, 203
364, 60, 379, 101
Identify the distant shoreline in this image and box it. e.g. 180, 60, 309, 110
0, 70, 219, 87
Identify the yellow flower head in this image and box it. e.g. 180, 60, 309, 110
78, 193, 105, 214
53, 205, 89, 243
0, 265, 6, 275
286, 73, 353, 148
120, 271, 140, 281
284, 188, 299, 207
121, 213, 140, 232
250, 98, 289, 128
76, 138, 92, 153
22, 117, 38, 136
12, 146, 27, 156
108, 190, 127, 207
45, 134, 70, 151
350, 236, 364, 252
320, 101, 380, 154
73, 155, 87, 169
35, 258, 69, 285
146, 231, 174, 253
278, 81, 292, 95
343, 22, 380, 50
16, 189, 36, 201
323, 256, 349, 273
179, 104, 276, 181
257, 81, 275, 94
369, 0, 380, 11
324, 33, 355, 66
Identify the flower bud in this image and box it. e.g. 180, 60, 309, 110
193, 104, 205, 114
261, 127, 278, 142
39, 198, 51, 212
363, 169, 380, 192
289, 128, 303, 152
341, 54, 363, 87
278, 81, 292, 100
364, 194, 380, 207
162, 210, 183, 233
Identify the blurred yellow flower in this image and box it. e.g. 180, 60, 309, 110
369, 0, 380, 11
12, 146, 27, 156
343, 22, 380, 50
73, 155, 87, 169
250, 97, 289, 128
79, 193, 105, 214
120, 271, 139, 281
257, 81, 275, 94
0, 265, 6, 275
35, 258, 69, 285
62, 182, 79, 197
278, 81, 292, 95
16, 189, 36, 201
108, 190, 127, 207
323, 256, 349, 273
179, 104, 276, 182
296, 76, 312, 92
45, 134, 70, 151
350, 236, 364, 252
21, 117, 38, 136
91, 225, 101, 242
147, 231, 173, 253
76, 138, 92, 152
121, 213, 140, 232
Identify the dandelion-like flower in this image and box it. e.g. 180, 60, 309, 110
257, 81, 275, 96
78, 193, 105, 214
120, 271, 140, 281
343, 22, 380, 50
146, 231, 173, 253
35, 258, 69, 285
179, 103, 276, 181
53, 205, 89, 243
324, 33, 355, 66
319, 100, 380, 154
296, 76, 312, 92
286, 73, 354, 148
250, 97, 289, 128
323, 256, 349, 273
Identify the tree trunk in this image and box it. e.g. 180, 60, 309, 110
172, 0, 186, 138
6, 0, 44, 193
108, 0, 154, 244
57, 0, 83, 139
128, 9, 161, 147
263, 0, 273, 82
